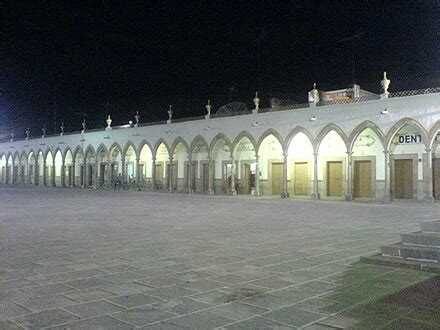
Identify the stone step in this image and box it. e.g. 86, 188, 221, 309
381, 243, 440, 263
420, 220, 440, 233
401, 231, 440, 247
360, 254, 440, 273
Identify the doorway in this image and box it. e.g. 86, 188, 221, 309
293, 162, 309, 196
433, 159, 440, 200
327, 161, 343, 197
271, 162, 283, 195
242, 163, 252, 194
155, 163, 163, 189
202, 163, 209, 192
354, 160, 372, 198
394, 159, 413, 199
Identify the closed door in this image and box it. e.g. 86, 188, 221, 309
327, 161, 343, 197
354, 160, 372, 198
155, 164, 163, 186
167, 163, 177, 189
203, 163, 209, 191
185, 163, 196, 191
87, 165, 93, 186
394, 159, 413, 199
138, 164, 144, 180
21, 165, 25, 183
66, 166, 72, 186
100, 164, 106, 183
243, 164, 252, 194
294, 162, 309, 196
271, 162, 283, 195
433, 159, 440, 200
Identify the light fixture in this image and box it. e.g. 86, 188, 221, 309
381, 108, 389, 115
251, 121, 259, 127
309, 116, 317, 121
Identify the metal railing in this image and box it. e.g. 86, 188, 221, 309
3, 87, 440, 143
389, 87, 440, 98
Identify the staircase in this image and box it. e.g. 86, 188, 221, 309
361, 220, 440, 273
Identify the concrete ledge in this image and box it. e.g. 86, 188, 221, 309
361, 254, 440, 274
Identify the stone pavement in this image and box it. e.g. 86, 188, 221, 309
0, 187, 438, 329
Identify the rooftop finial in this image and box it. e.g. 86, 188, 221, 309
381, 71, 390, 95
205, 99, 212, 119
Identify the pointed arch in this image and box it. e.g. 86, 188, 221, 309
13, 151, 20, 163
232, 131, 257, 155
190, 135, 209, 153
348, 120, 386, 152
123, 141, 138, 159
109, 141, 122, 154
428, 120, 440, 150
138, 139, 154, 156
63, 147, 73, 160
96, 142, 108, 154
44, 148, 54, 160
53, 147, 63, 159
20, 150, 28, 161
171, 137, 190, 155
153, 138, 171, 158
256, 128, 284, 154
385, 117, 429, 150
209, 133, 232, 158
315, 123, 349, 152
84, 144, 95, 158
45, 149, 54, 162
28, 150, 35, 162
72, 145, 84, 162
284, 126, 315, 153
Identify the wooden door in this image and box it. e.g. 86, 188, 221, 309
271, 162, 283, 195
243, 164, 252, 194
354, 161, 372, 198
87, 165, 93, 186
203, 163, 209, 191
155, 163, 163, 188
66, 165, 72, 186
21, 165, 25, 183
294, 162, 309, 196
327, 161, 343, 197
394, 159, 413, 199
100, 164, 106, 183
433, 159, 440, 200
138, 164, 144, 181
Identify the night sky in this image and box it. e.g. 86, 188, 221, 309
1, 1, 439, 136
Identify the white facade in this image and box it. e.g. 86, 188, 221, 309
1, 88, 440, 202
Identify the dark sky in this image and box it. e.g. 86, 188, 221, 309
1, 1, 439, 136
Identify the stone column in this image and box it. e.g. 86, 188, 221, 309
208, 157, 215, 195
424, 148, 434, 203
10, 160, 14, 184
151, 157, 157, 191
230, 155, 237, 195
311, 152, 319, 199
121, 156, 126, 184
51, 159, 56, 186
281, 153, 289, 198
34, 159, 39, 186
168, 156, 174, 192
71, 163, 76, 187
83, 157, 87, 188
383, 150, 391, 203
42, 159, 47, 186
187, 156, 193, 194
135, 158, 140, 187
345, 151, 353, 201
61, 160, 66, 187
255, 154, 260, 197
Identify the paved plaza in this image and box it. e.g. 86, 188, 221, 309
0, 187, 438, 329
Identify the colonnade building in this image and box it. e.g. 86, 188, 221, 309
1, 79, 440, 202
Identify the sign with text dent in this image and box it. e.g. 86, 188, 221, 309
398, 134, 422, 144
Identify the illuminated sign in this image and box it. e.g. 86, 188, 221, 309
398, 134, 422, 144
